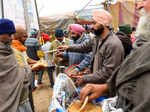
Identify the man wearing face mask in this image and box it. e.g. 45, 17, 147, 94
56, 24, 91, 76
58, 9, 124, 85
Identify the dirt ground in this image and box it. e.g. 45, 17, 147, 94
33, 72, 53, 112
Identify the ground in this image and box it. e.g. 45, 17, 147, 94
33, 72, 53, 112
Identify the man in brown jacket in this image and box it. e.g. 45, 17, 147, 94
58, 9, 124, 85
80, 0, 150, 111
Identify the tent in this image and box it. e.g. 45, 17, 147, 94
109, 0, 140, 31
40, 12, 77, 32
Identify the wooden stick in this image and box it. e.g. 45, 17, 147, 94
79, 96, 88, 112
44, 49, 57, 53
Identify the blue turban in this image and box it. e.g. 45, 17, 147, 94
55, 28, 64, 37
0, 18, 16, 35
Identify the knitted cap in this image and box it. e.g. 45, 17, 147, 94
0, 18, 16, 35
55, 28, 64, 37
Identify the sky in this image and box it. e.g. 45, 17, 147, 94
36, 0, 102, 17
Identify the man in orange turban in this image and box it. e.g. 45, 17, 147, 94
58, 9, 124, 86
92, 9, 112, 26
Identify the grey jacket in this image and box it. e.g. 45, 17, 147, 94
108, 34, 150, 112
68, 31, 124, 84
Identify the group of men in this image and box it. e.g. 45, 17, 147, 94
0, 0, 150, 111
57, 9, 124, 86
54, 0, 150, 111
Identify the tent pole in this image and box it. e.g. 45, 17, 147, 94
34, 0, 41, 32
1, 0, 4, 18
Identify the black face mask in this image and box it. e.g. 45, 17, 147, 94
93, 25, 104, 37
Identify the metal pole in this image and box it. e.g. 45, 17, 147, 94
23, 0, 30, 35
34, 0, 41, 32
1, 0, 4, 18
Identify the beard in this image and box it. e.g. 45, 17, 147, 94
21, 41, 25, 45
93, 25, 104, 37
19, 39, 25, 45
71, 34, 80, 41
136, 9, 150, 38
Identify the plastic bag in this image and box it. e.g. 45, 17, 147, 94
49, 73, 123, 112
49, 73, 79, 112
100, 96, 123, 112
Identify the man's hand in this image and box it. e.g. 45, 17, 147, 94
73, 76, 84, 86
52, 60, 55, 64
31, 64, 44, 71
80, 84, 109, 103
78, 69, 90, 76
27, 58, 38, 65
31, 65, 40, 71
57, 45, 69, 52
58, 57, 63, 62
66, 69, 78, 77
55, 51, 63, 57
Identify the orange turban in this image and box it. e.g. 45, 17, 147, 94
92, 9, 112, 26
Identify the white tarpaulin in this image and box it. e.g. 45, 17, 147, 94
26, 0, 39, 30
3, 0, 39, 33
3, 0, 26, 28
40, 12, 76, 32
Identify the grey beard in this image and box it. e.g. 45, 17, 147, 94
133, 11, 150, 48
136, 10, 150, 39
